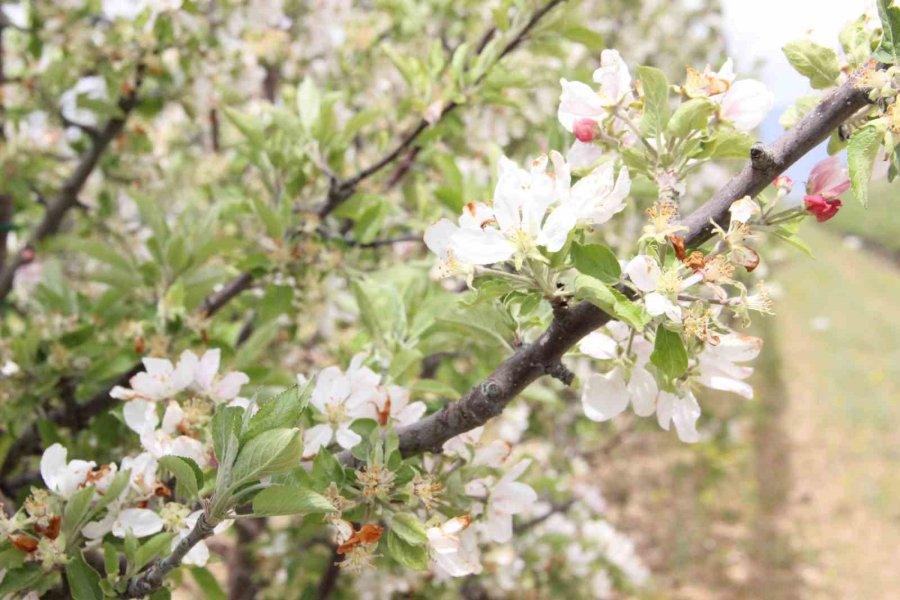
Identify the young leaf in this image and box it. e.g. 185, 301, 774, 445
636, 66, 670, 136
212, 405, 242, 466
666, 98, 714, 139
650, 326, 689, 380
875, 0, 900, 64
847, 124, 883, 206
241, 385, 307, 442
251, 485, 335, 516
0, 564, 43, 596
385, 530, 429, 570
62, 485, 96, 541
65, 554, 103, 600
571, 243, 621, 283
134, 533, 177, 572
782, 40, 841, 89
231, 428, 303, 484
190, 566, 228, 600
158, 456, 202, 501
388, 513, 428, 546
574, 275, 649, 330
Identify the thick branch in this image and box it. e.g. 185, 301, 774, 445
0, 69, 144, 302
347, 69, 876, 466
124, 513, 216, 598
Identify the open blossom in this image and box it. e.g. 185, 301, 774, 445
40, 443, 95, 499
425, 152, 629, 274
557, 50, 632, 135
656, 391, 702, 443
695, 333, 763, 399
683, 57, 773, 131
192, 349, 250, 403
303, 355, 381, 457
351, 384, 426, 428
466, 459, 538, 543
804, 157, 849, 222
176, 511, 230, 566
426, 515, 482, 577
110, 352, 195, 401
625, 255, 702, 322
59, 76, 107, 128
111, 349, 248, 403
123, 400, 209, 467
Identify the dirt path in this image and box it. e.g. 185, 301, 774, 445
769, 226, 900, 600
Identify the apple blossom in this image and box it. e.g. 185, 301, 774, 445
426, 515, 483, 577
803, 157, 850, 222
656, 390, 702, 443
123, 400, 209, 467
684, 57, 773, 131
110, 352, 196, 402
694, 333, 763, 399
352, 384, 426, 428
302, 356, 381, 456
40, 444, 95, 499
192, 349, 250, 403
466, 459, 538, 543
625, 255, 702, 321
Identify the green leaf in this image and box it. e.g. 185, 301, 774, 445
636, 66, 670, 136
650, 326, 689, 380
782, 40, 841, 89
250, 196, 285, 240
223, 107, 264, 147
0, 546, 26, 570
847, 124, 883, 206
211, 405, 242, 466
158, 456, 202, 501
875, 0, 900, 63
311, 450, 344, 488
699, 130, 754, 159
231, 428, 303, 484
573, 275, 649, 330
571, 243, 621, 283
134, 533, 176, 572
190, 566, 228, 600
251, 485, 335, 516
0, 564, 43, 596
388, 512, 428, 546
840, 16, 875, 66
242, 385, 308, 442
384, 530, 429, 570
297, 78, 322, 131
65, 554, 103, 600
62, 485, 96, 541
666, 98, 714, 139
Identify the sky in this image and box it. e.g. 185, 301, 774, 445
720, 0, 874, 181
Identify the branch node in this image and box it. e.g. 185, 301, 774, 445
480, 380, 502, 399
544, 360, 574, 386
750, 142, 776, 171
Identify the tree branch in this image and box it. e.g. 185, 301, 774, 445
339, 67, 875, 466
123, 513, 216, 598
316, 0, 566, 219
0, 66, 145, 303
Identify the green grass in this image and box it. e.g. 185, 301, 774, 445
827, 179, 900, 253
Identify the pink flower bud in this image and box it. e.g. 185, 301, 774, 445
804, 194, 842, 222
573, 118, 599, 142
806, 157, 850, 199
773, 175, 793, 192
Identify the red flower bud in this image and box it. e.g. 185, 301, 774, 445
573, 118, 599, 142
804, 194, 841, 222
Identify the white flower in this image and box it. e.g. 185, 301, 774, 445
1, 360, 20, 376
123, 400, 208, 467
112, 508, 164, 538
102, 0, 147, 20
110, 352, 196, 402
351, 384, 426, 428
466, 459, 537, 543
40, 444, 95, 499
592, 49, 633, 106
426, 516, 482, 577
717, 79, 774, 132
581, 365, 657, 422
558, 78, 606, 133
695, 333, 762, 399
656, 390, 702, 443
120, 452, 160, 496
59, 76, 108, 128
729, 196, 761, 224
441, 426, 484, 459
566, 140, 606, 171
625, 255, 701, 322
552, 153, 631, 227
302, 355, 381, 457
192, 349, 250, 403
